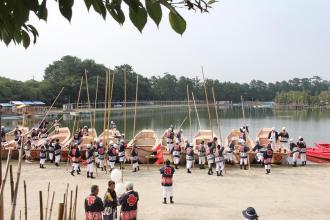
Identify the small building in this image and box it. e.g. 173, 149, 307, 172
10, 101, 46, 115
0, 103, 13, 115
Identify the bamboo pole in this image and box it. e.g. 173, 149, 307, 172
241, 96, 251, 171
106, 70, 115, 144
9, 139, 24, 220
93, 76, 99, 129
68, 190, 72, 220
0, 149, 12, 199
84, 70, 93, 136
38, 87, 64, 130
10, 165, 14, 202
191, 92, 201, 130
48, 192, 55, 220
212, 87, 222, 142
103, 71, 109, 142
73, 185, 78, 220
132, 75, 139, 139
124, 68, 127, 136
63, 184, 69, 220
45, 182, 50, 220
72, 76, 84, 135
57, 203, 64, 220
187, 85, 192, 141
39, 191, 43, 220
201, 66, 211, 130
24, 181, 27, 220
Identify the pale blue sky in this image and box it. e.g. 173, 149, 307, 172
0, 0, 329, 82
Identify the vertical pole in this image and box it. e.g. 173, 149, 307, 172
124, 68, 127, 136
212, 86, 222, 143
93, 76, 99, 130
73, 185, 78, 220
24, 181, 27, 220
48, 192, 55, 220
191, 92, 201, 130
84, 70, 93, 135
201, 66, 211, 130
45, 182, 50, 220
68, 190, 72, 220
39, 191, 43, 220
57, 203, 64, 220
10, 165, 14, 202
132, 76, 139, 139
103, 71, 109, 142
186, 85, 192, 141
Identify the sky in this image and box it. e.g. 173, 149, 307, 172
0, 0, 330, 82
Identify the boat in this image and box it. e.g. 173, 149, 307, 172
224, 129, 255, 164
161, 129, 186, 163
97, 128, 122, 145
256, 128, 290, 164
3, 126, 29, 148
64, 128, 97, 150
193, 130, 218, 161
306, 143, 330, 161
126, 129, 162, 164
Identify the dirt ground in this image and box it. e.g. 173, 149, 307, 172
2, 161, 330, 220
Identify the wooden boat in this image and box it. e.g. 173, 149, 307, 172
64, 128, 97, 151
3, 126, 29, 148
193, 130, 218, 161
161, 129, 186, 163
126, 129, 162, 164
36, 127, 71, 147
224, 129, 255, 164
97, 128, 121, 145
256, 128, 290, 164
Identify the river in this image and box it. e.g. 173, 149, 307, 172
2, 107, 329, 146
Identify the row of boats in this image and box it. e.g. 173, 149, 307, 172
1, 125, 300, 164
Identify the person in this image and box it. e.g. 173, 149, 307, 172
160, 159, 175, 204
176, 129, 183, 143
48, 140, 55, 163
226, 138, 235, 164
54, 138, 61, 166
206, 141, 215, 175
39, 144, 47, 168
53, 119, 60, 134
85, 185, 104, 220
118, 182, 139, 220
297, 136, 307, 166
24, 136, 32, 163
171, 140, 181, 169
107, 143, 117, 172
239, 128, 247, 142
73, 131, 81, 145
1, 126, 6, 143
98, 143, 106, 171
79, 127, 84, 138
214, 144, 225, 176
239, 141, 249, 170
185, 142, 194, 173
110, 121, 117, 129
130, 144, 139, 172
31, 128, 39, 147
278, 127, 289, 150
242, 207, 259, 220
103, 180, 118, 220
252, 140, 264, 164
264, 140, 273, 174
166, 127, 175, 151
13, 127, 22, 147
70, 144, 81, 176
198, 140, 206, 169
83, 125, 89, 136
268, 127, 279, 149
86, 144, 96, 179
289, 139, 299, 167
39, 127, 48, 139
118, 140, 126, 169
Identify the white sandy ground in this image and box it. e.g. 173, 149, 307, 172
2, 162, 330, 220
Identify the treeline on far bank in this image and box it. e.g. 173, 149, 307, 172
0, 55, 330, 106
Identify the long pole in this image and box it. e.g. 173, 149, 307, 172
63, 184, 69, 220
45, 182, 50, 220
48, 192, 55, 220
0, 149, 12, 199
10, 140, 24, 220
93, 76, 99, 129
57, 203, 64, 220
9, 165, 14, 202
73, 185, 78, 220
201, 66, 211, 130
72, 76, 84, 136
186, 85, 192, 141
106, 70, 115, 144
84, 70, 93, 134
39, 191, 43, 220
191, 92, 201, 130
103, 71, 109, 142
240, 96, 251, 170
24, 181, 27, 220
212, 87, 222, 142
124, 68, 127, 136
68, 190, 72, 220
132, 75, 139, 139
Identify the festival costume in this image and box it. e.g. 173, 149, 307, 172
239, 145, 249, 170
160, 164, 175, 204
297, 140, 307, 166
131, 147, 139, 172
119, 190, 139, 220
185, 145, 194, 173
263, 145, 273, 174
215, 146, 225, 176
171, 143, 181, 169
290, 142, 299, 166
103, 189, 118, 220
107, 146, 117, 171
84, 194, 104, 220
198, 143, 206, 169
54, 142, 61, 166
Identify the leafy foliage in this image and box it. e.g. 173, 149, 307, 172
0, 56, 329, 106
0, 0, 212, 48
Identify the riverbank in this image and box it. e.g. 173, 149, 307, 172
3, 162, 330, 219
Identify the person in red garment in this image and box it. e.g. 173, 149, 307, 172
297, 136, 307, 166
160, 159, 175, 204
119, 182, 139, 220
84, 185, 104, 220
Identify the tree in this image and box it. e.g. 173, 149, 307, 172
0, 0, 215, 48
